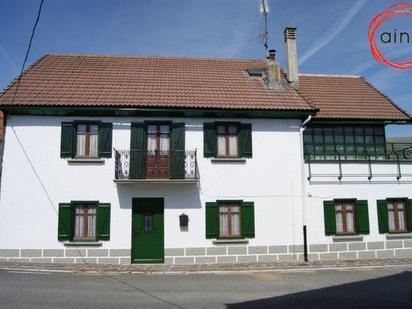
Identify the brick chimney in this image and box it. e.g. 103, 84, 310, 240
284, 27, 299, 89
265, 49, 284, 90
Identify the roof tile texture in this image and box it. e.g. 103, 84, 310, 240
0, 54, 312, 111
299, 74, 410, 120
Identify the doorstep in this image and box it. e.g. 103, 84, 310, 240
1, 259, 412, 274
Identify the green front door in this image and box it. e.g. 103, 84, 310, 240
131, 198, 164, 263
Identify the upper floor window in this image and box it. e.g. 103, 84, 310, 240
147, 124, 170, 153
304, 125, 385, 161
203, 122, 252, 159
217, 124, 238, 157
76, 124, 99, 158
60, 122, 112, 159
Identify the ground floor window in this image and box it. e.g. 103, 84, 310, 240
219, 203, 241, 238
335, 201, 355, 234
323, 199, 369, 236
205, 201, 254, 239
377, 198, 411, 234
74, 204, 97, 240
58, 201, 111, 242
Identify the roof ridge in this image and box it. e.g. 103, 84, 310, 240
299, 73, 361, 78
44, 53, 265, 63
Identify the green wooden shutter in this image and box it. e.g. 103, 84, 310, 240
60, 122, 75, 158
238, 123, 252, 158
377, 200, 389, 234
98, 122, 113, 158
205, 202, 219, 239
170, 123, 185, 179
203, 123, 217, 158
130, 123, 146, 179
96, 203, 111, 241
58, 203, 73, 241
407, 199, 412, 233
355, 200, 370, 234
241, 201, 255, 238
323, 201, 336, 235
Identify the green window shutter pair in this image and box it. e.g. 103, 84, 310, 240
170, 123, 186, 179
60, 122, 113, 158
58, 203, 111, 241
205, 202, 255, 239
377, 199, 412, 233
203, 123, 252, 158
323, 200, 370, 235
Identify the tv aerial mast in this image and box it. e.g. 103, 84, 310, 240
259, 0, 270, 53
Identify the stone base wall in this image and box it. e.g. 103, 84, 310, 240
1, 240, 412, 265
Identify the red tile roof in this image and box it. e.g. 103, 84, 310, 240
0, 54, 313, 112
0, 54, 409, 121
299, 74, 410, 121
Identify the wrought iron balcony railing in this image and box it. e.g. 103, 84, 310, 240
114, 149, 198, 181
304, 142, 412, 162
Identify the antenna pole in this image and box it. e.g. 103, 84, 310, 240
260, 0, 269, 54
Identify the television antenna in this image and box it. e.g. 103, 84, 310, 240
259, 0, 270, 53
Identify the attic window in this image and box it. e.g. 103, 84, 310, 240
246, 68, 263, 77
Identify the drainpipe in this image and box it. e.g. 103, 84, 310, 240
299, 115, 312, 262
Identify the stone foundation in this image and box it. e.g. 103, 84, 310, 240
1, 240, 412, 265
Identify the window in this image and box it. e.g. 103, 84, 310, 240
147, 124, 170, 154
388, 200, 407, 232
203, 122, 252, 158
60, 122, 112, 159
217, 124, 238, 157
335, 201, 355, 234
205, 201, 255, 239
58, 202, 111, 242
323, 200, 370, 236
73, 203, 97, 240
304, 125, 385, 160
76, 124, 99, 158
219, 203, 241, 237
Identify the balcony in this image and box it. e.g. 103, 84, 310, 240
114, 149, 198, 183
304, 142, 412, 181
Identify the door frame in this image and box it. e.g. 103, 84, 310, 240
131, 197, 165, 264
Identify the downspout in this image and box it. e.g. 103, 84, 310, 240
299, 115, 312, 262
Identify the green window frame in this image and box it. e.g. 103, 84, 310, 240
60, 121, 113, 159
205, 200, 254, 239
203, 122, 252, 158
304, 125, 385, 161
58, 201, 111, 242
377, 198, 412, 234
323, 199, 369, 236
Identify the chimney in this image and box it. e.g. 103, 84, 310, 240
265, 49, 283, 90
284, 27, 299, 89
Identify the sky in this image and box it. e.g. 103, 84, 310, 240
0, 0, 411, 136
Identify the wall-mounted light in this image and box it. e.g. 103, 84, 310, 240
179, 213, 189, 228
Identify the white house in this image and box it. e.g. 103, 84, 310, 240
0, 28, 411, 265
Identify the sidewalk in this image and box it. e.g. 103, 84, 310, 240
1, 258, 412, 274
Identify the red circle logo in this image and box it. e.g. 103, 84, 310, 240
368, 2, 412, 69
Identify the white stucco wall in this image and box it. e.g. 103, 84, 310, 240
0, 115, 305, 250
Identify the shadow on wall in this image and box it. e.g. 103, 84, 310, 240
226, 271, 412, 309
115, 184, 202, 210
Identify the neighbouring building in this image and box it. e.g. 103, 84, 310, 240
0, 28, 411, 265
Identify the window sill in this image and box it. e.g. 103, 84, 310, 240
63, 242, 103, 247
386, 233, 412, 240
67, 159, 105, 165
332, 235, 363, 242
211, 158, 247, 164
212, 239, 249, 245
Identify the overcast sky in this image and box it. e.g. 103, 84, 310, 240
1, 0, 411, 135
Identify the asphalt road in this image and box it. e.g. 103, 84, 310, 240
0, 266, 411, 308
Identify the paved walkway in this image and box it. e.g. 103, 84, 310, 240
1, 258, 412, 273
